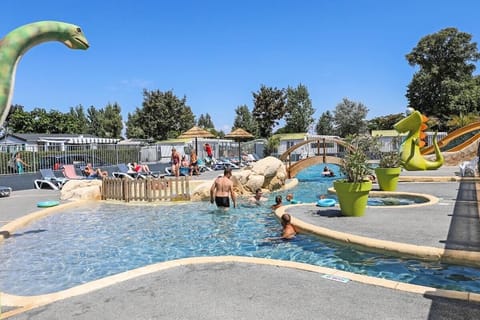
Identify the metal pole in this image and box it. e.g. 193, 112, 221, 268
238, 140, 241, 166
323, 138, 326, 163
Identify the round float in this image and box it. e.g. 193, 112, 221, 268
316, 198, 336, 207
37, 200, 60, 208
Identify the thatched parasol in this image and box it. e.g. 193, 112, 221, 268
225, 128, 254, 164
178, 126, 215, 154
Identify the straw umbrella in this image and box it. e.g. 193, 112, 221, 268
178, 126, 215, 154
225, 128, 254, 164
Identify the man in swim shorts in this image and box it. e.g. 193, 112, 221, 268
210, 167, 236, 209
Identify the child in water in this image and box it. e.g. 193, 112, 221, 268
281, 213, 297, 239
271, 195, 283, 210
285, 193, 301, 204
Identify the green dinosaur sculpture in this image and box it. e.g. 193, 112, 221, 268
394, 108, 444, 170
0, 21, 89, 128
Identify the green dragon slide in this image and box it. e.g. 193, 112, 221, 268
394, 108, 444, 170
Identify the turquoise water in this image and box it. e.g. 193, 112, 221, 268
1, 164, 480, 296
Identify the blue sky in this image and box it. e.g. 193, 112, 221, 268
3, 0, 480, 133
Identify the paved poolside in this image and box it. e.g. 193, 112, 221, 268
2, 167, 480, 319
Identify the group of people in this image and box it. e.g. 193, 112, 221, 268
209, 168, 296, 240
322, 166, 335, 177
169, 143, 218, 177
170, 148, 199, 177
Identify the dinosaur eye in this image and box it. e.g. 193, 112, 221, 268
76, 27, 82, 33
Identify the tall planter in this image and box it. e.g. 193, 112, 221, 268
375, 167, 401, 191
333, 180, 372, 217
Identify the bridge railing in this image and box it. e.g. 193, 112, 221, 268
279, 137, 353, 178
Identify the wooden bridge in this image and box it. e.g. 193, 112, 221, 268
280, 137, 352, 178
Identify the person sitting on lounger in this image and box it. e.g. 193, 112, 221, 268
132, 162, 152, 174
84, 163, 108, 179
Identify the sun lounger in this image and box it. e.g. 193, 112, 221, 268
112, 163, 141, 180
113, 163, 163, 179
34, 168, 69, 190
459, 157, 478, 177
164, 167, 191, 176
0, 186, 12, 197
62, 164, 86, 180
197, 158, 212, 172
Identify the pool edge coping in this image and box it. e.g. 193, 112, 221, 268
276, 201, 480, 268
2, 256, 480, 318
1, 177, 479, 316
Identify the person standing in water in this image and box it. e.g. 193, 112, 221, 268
210, 167, 236, 209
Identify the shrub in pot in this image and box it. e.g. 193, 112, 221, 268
334, 135, 373, 217
375, 150, 401, 191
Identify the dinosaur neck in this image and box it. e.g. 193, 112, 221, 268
0, 21, 72, 126
405, 128, 419, 141
2, 21, 72, 58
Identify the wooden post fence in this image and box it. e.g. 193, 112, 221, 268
102, 176, 191, 202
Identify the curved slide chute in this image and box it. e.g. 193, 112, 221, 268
421, 121, 480, 155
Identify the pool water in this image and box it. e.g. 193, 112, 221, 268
1, 164, 480, 296
290, 165, 428, 206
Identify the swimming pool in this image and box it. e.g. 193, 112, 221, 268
1, 164, 480, 296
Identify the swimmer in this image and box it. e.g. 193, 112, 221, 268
271, 195, 283, 210
280, 213, 297, 239
285, 193, 300, 204
249, 188, 268, 204
265, 213, 297, 241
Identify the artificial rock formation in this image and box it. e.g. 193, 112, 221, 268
191, 156, 287, 201
60, 179, 102, 201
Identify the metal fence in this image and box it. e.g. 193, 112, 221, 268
0, 139, 267, 175
141, 139, 266, 164
0, 143, 142, 175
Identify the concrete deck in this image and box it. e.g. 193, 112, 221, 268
2, 166, 480, 319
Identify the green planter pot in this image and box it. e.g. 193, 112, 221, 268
375, 167, 401, 191
333, 180, 372, 217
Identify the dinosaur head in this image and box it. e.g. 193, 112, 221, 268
394, 108, 429, 147
62, 24, 89, 50
394, 109, 426, 133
